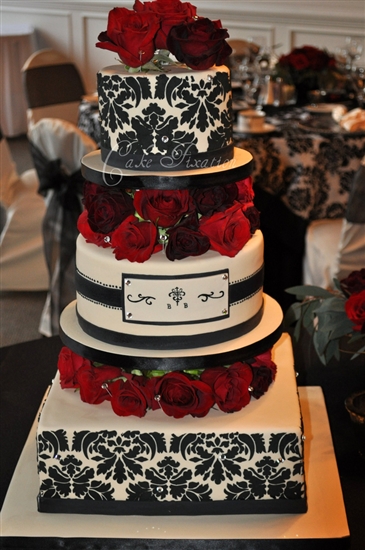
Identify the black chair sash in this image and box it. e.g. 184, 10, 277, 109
30, 141, 84, 334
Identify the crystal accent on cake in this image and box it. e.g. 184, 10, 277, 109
97, 65, 233, 171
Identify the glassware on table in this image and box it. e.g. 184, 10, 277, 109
345, 37, 364, 70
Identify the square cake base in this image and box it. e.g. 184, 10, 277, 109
36, 334, 306, 515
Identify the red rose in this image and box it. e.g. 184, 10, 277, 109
340, 268, 365, 296
58, 347, 90, 389
166, 213, 210, 260
111, 214, 162, 262
345, 290, 365, 333
236, 177, 254, 203
96, 7, 161, 68
199, 202, 251, 257
152, 371, 215, 418
83, 183, 134, 234
201, 362, 253, 413
133, 188, 193, 228
110, 375, 154, 417
76, 363, 122, 405
167, 18, 232, 70
166, 225, 210, 260
244, 206, 261, 233
134, 0, 197, 50
192, 183, 238, 216
250, 350, 277, 399
77, 210, 112, 248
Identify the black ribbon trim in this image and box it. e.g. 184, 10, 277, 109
60, 317, 282, 371
100, 143, 234, 172
37, 494, 307, 516
75, 265, 264, 315
76, 305, 264, 351
60, 303, 283, 372
81, 155, 253, 190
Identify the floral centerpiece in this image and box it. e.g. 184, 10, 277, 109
96, 0, 232, 71
285, 269, 365, 365
275, 45, 345, 104
78, 178, 259, 262
57, 345, 277, 419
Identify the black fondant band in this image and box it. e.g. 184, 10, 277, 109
75, 265, 264, 315
38, 494, 307, 516
100, 143, 234, 172
75, 302, 264, 351
60, 312, 283, 372
81, 156, 253, 189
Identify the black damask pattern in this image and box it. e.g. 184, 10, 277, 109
37, 428, 305, 504
98, 70, 232, 157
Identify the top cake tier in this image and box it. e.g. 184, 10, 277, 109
97, 64, 233, 171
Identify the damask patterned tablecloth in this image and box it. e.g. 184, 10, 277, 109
234, 109, 365, 221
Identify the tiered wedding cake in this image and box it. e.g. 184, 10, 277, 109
36, 1, 306, 516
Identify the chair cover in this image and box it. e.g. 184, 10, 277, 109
28, 118, 97, 336
22, 48, 85, 128
303, 159, 365, 287
0, 130, 48, 291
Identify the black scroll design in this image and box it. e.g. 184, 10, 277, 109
127, 294, 156, 305
198, 291, 225, 302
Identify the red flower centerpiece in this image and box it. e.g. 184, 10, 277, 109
275, 45, 344, 105
96, 0, 232, 71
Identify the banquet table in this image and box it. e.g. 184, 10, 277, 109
234, 105, 365, 310
1, 335, 365, 549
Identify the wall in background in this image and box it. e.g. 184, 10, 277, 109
2, 0, 365, 94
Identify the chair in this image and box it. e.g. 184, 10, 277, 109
28, 117, 97, 336
21, 48, 86, 129
0, 129, 48, 291
303, 159, 365, 288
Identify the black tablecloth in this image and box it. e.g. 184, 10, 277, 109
1, 335, 364, 549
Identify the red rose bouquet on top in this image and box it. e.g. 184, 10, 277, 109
77, 177, 259, 263
285, 269, 365, 365
96, 0, 232, 71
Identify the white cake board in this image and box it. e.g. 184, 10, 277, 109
1, 387, 349, 542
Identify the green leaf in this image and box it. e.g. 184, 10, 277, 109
285, 285, 333, 298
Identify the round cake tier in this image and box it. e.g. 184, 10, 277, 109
97, 64, 233, 171
81, 147, 253, 190
60, 294, 283, 371
75, 230, 264, 349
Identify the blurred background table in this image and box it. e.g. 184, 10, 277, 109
234, 106, 365, 310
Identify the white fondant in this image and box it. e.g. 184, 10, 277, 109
75, 231, 264, 341
36, 334, 305, 507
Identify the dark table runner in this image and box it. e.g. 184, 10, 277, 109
1, 335, 364, 549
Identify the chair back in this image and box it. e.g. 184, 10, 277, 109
28, 118, 97, 336
332, 159, 365, 281
22, 48, 85, 128
303, 158, 365, 287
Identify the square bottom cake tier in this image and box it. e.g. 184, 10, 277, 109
36, 334, 307, 516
